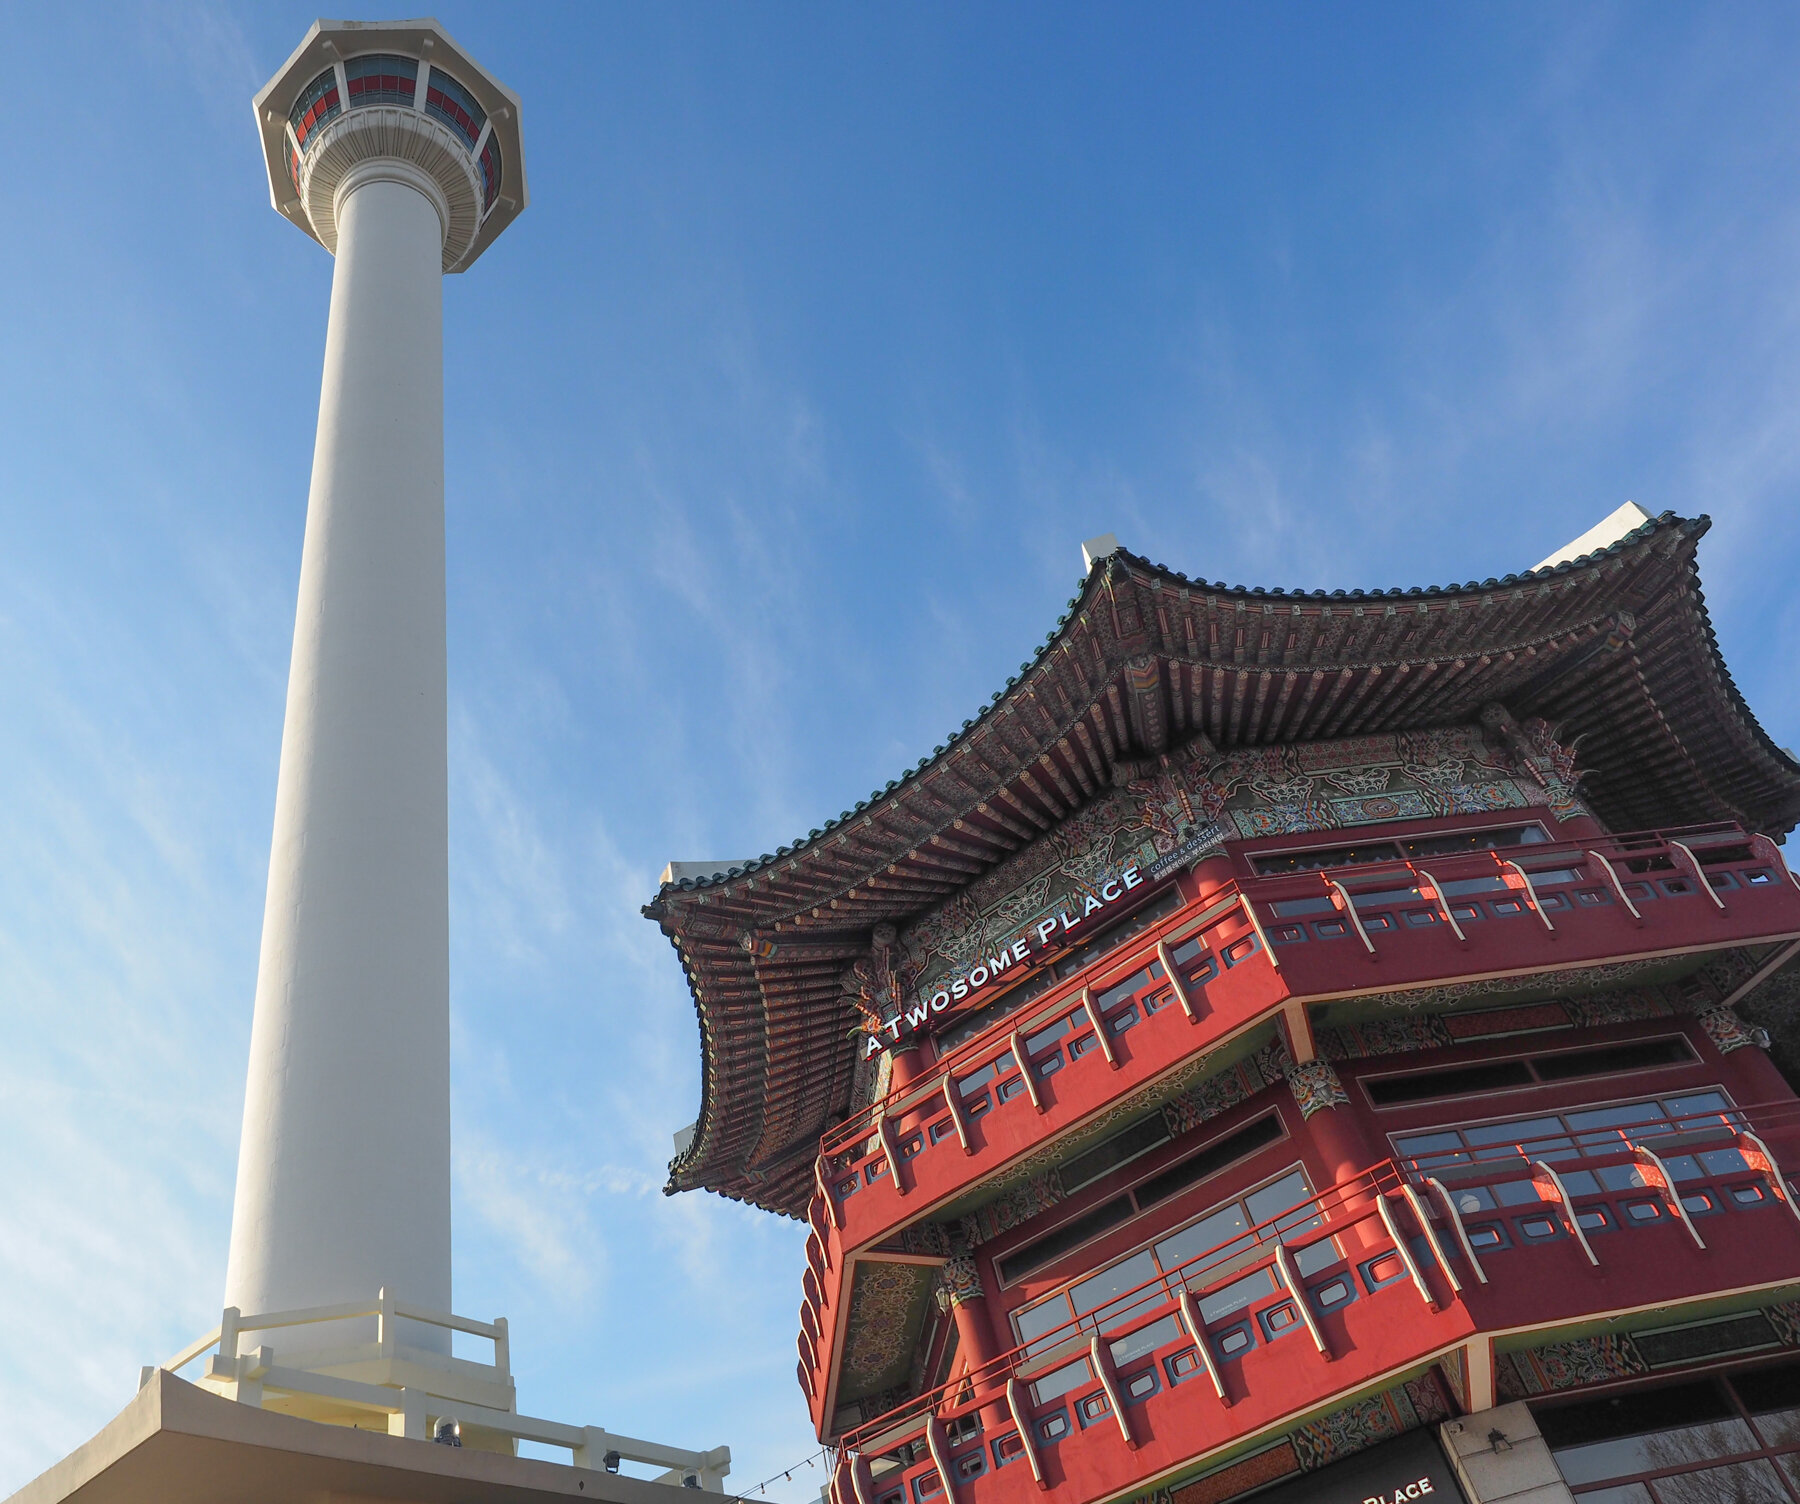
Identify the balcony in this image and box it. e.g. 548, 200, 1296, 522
813, 825, 1800, 1261
819, 1105, 1800, 1503
1249, 823, 1800, 1006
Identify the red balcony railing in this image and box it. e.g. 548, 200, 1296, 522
817, 1106, 1800, 1504
1243, 823, 1800, 1002
811, 825, 1800, 1260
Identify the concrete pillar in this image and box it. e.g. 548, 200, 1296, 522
1440, 1403, 1575, 1503
223, 161, 453, 1356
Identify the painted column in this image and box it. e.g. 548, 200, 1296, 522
940, 1252, 1009, 1429
224, 160, 453, 1356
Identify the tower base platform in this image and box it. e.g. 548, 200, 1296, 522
7, 1370, 683, 1504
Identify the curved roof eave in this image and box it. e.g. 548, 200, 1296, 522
647, 510, 1800, 1217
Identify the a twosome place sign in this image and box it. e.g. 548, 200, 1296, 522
1144, 821, 1225, 881
863, 864, 1150, 1057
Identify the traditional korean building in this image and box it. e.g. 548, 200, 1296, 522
646, 506, 1800, 1504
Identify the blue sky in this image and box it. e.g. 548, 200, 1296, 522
5, 1, 1800, 1492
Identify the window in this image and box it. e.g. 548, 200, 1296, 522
288, 68, 340, 152
1252, 823, 1550, 876
998, 1197, 1134, 1286
1059, 1116, 1171, 1195
1395, 1091, 1743, 1178
1536, 1362, 1800, 1500
997, 1115, 1284, 1283
1009, 1163, 1337, 1359
1135, 1115, 1284, 1209
344, 53, 417, 107
1367, 1038, 1696, 1107
424, 66, 487, 146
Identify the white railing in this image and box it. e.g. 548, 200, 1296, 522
145, 1289, 730, 1486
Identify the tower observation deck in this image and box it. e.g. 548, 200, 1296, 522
650, 512, 1800, 1504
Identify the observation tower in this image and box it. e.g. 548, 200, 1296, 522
224, 16, 525, 1374
8, 21, 729, 1497
652, 507, 1800, 1504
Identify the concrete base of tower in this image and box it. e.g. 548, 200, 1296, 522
2, 1371, 698, 1504
1440, 1404, 1576, 1504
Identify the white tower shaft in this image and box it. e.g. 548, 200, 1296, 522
224, 165, 451, 1355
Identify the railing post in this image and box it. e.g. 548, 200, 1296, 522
210, 1306, 241, 1381
1498, 859, 1555, 933
816, 1157, 844, 1232
377, 1286, 396, 1357
1668, 839, 1727, 911
1586, 849, 1643, 921
851, 1453, 880, 1504
940, 1072, 974, 1154
1080, 986, 1119, 1068
1411, 867, 1465, 942
1005, 1379, 1049, 1490
1324, 879, 1376, 957
1273, 1241, 1333, 1359
698, 1445, 732, 1492
1632, 1145, 1706, 1250
493, 1314, 511, 1376
1087, 1333, 1136, 1448
1008, 1030, 1044, 1111
1236, 892, 1282, 970
1155, 937, 1200, 1020
1425, 1176, 1489, 1285
387, 1387, 426, 1439
1175, 1288, 1230, 1404
1530, 1160, 1599, 1266
876, 1114, 909, 1195
1399, 1181, 1461, 1294
1741, 1132, 1800, 1229
923, 1415, 959, 1504
1375, 1193, 1440, 1309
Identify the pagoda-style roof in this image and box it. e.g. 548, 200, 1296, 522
644, 511, 1800, 1218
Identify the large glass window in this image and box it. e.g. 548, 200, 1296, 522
1397, 1090, 1743, 1177
1009, 1164, 1336, 1358
1398, 1091, 1756, 1224
1539, 1363, 1800, 1500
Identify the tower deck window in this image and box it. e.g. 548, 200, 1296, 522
288, 68, 340, 152
425, 67, 487, 146
480, 134, 504, 210
345, 54, 418, 108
